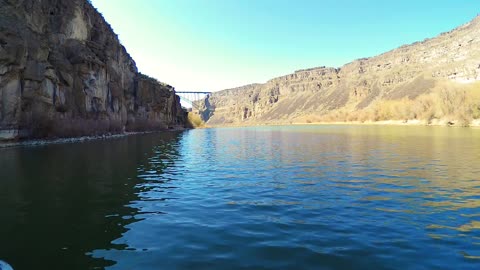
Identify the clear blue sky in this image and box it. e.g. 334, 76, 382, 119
90, 0, 480, 91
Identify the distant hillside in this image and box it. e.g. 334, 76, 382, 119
198, 16, 480, 126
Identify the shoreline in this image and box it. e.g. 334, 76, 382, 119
294, 119, 480, 128
0, 127, 187, 149
2, 118, 479, 149
205, 119, 480, 129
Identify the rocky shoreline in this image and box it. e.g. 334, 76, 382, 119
0, 126, 187, 149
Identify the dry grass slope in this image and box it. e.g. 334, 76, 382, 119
309, 81, 480, 126
199, 16, 480, 127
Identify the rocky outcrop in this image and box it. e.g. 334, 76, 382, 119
0, 0, 186, 140
199, 16, 480, 125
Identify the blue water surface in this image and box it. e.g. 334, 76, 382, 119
1, 125, 480, 269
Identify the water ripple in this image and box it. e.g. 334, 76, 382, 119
88, 126, 480, 269
3, 126, 477, 269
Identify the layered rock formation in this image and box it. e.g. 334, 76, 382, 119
199, 16, 480, 126
0, 0, 186, 140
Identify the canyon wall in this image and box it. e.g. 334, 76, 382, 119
199, 16, 480, 126
0, 0, 186, 140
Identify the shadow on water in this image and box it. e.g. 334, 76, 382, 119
0, 132, 183, 270
1, 125, 480, 269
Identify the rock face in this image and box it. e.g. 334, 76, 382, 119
199, 16, 480, 125
0, 0, 186, 140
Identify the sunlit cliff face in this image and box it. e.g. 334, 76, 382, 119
0, 0, 186, 140
197, 17, 480, 126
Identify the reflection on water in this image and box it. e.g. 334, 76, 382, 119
0, 133, 182, 269
1, 125, 480, 269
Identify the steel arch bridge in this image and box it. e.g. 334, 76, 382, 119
176, 91, 211, 110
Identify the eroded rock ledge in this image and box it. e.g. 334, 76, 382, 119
0, 0, 186, 140
199, 16, 480, 126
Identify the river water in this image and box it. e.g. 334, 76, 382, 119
1, 125, 480, 269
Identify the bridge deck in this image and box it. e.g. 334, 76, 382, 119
176, 91, 211, 110
176, 91, 212, 94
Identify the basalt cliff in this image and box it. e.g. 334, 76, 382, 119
0, 0, 186, 140
199, 16, 480, 126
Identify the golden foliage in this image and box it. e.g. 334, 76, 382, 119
187, 112, 205, 128
315, 82, 480, 126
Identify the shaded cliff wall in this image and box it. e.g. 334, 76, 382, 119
0, 0, 186, 140
199, 16, 480, 126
